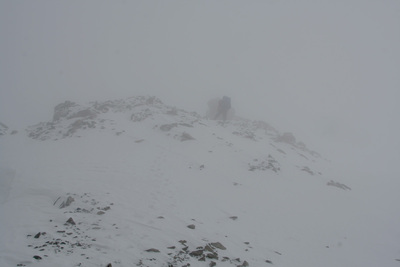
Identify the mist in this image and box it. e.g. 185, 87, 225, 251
1, 0, 400, 176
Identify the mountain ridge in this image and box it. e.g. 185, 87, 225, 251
24, 96, 323, 177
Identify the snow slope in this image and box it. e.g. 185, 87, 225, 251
1, 96, 399, 267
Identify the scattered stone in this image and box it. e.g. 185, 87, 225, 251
157, 216, 165, 219
66, 217, 76, 225
106, 263, 112, 267
248, 155, 280, 173
187, 224, 196, 229
34, 232, 41, 239
167, 246, 176, 249
96, 211, 105, 215
229, 216, 238, 220
239, 260, 249, 267
266, 259, 273, 264
33, 255, 42, 260
145, 248, 160, 253
210, 261, 217, 267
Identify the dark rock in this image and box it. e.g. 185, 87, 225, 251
145, 248, 160, 253
229, 216, 238, 220
204, 245, 214, 253
210, 261, 217, 267
33, 255, 42, 260
189, 250, 203, 257
210, 242, 226, 250
238, 260, 249, 267
180, 132, 195, 141
106, 264, 112, 267
266, 259, 273, 264
66, 217, 76, 225
34, 232, 41, 239
97, 211, 105, 215
187, 224, 196, 229
327, 180, 351, 190
207, 253, 218, 260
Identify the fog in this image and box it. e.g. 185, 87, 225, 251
1, 0, 399, 176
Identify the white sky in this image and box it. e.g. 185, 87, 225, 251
1, 0, 399, 175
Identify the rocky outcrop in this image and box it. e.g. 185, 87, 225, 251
26, 96, 203, 140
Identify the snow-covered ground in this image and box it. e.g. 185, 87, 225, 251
1, 96, 399, 267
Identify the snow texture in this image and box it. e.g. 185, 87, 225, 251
1, 96, 399, 267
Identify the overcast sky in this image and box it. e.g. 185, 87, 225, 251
1, 0, 399, 175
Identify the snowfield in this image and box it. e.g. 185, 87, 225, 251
1, 96, 399, 267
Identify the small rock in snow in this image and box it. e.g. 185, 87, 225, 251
66, 217, 76, 225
